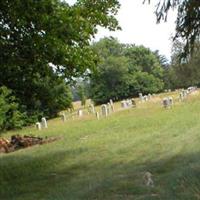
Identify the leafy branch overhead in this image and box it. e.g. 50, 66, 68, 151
0, 0, 120, 79
144, 0, 200, 56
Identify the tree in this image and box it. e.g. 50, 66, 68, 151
169, 41, 200, 88
0, 0, 120, 120
90, 38, 164, 104
90, 55, 131, 104
145, 0, 200, 56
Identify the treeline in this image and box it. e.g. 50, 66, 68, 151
76, 38, 200, 105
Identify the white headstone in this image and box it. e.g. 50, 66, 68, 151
41, 117, 48, 128
78, 109, 83, 117
110, 99, 114, 106
139, 93, 143, 101
36, 122, 41, 130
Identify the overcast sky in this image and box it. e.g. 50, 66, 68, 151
68, 0, 177, 60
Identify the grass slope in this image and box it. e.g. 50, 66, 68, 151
1, 92, 200, 200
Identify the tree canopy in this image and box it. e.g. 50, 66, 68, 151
90, 38, 164, 104
0, 0, 120, 128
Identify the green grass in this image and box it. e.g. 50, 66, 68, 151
1, 92, 200, 200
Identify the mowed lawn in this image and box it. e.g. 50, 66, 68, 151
1, 92, 200, 200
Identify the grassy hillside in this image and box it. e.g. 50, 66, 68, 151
1, 91, 200, 200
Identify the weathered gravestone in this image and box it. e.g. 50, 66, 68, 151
179, 92, 184, 101
36, 122, 41, 130
121, 100, 127, 108
88, 104, 95, 114
163, 98, 170, 108
139, 93, 143, 101
41, 117, 48, 128
131, 98, 136, 107
101, 104, 108, 117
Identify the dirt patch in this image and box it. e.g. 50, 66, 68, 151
0, 135, 60, 154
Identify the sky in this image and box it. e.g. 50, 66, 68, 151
68, 0, 177, 60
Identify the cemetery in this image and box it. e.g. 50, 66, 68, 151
1, 88, 200, 199
1, 0, 200, 199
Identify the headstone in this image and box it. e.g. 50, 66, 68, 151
148, 94, 152, 100
96, 112, 100, 120
41, 117, 48, 128
107, 103, 111, 114
139, 93, 143, 101
143, 95, 148, 101
89, 104, 95, 114
121, 100, 127, 108
61, 113, 66, 122
179, 92, 184, 101
109, 99, 114, 106
131, 98, 136, 107
163, 98, 170, 108
168, 96, 173, 105
101, 104, 108, 117
78, 109, 83, 117
129, 99, 133, 107
36, 122, 41, 130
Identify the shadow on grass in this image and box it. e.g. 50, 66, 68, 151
1, 149, 200, 200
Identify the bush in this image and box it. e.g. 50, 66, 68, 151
0, 86, 24, 131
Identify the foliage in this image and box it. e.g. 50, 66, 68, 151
90, 55, 131, 103
0, 86, 24, 131
90, 38, 164, 104
163, 40, 200, 89
145, 0, 200, 56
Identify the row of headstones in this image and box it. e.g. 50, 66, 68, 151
179, 86, 197, 102
36, 117, 48, 130
121, 99, 136, 108
59, 99, 115, 122
139, 93, 155, 102
59, 103, 96, 122
100, 99, 115, 118
162, 86, 197, 108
